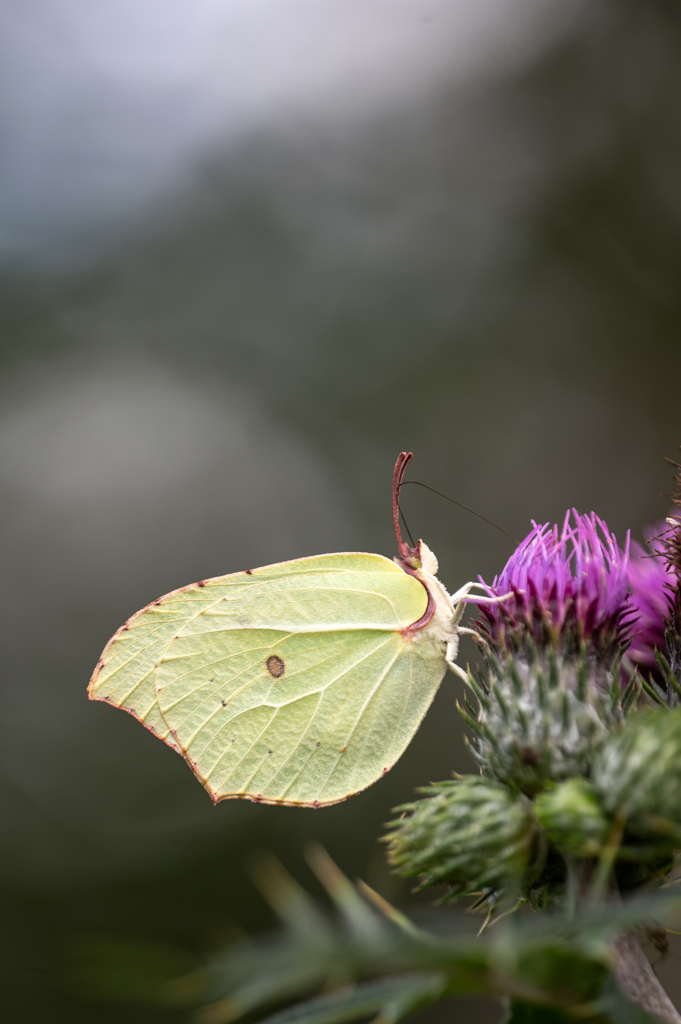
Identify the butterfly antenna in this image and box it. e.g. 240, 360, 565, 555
400, 508, 416, 549
399, 480, 519, 546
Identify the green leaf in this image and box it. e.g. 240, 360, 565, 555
306, 845, 393, 950
62, 858, 681, 1022
251, 855, 336, 942
502, 887, 681, 944
232, 975, 447, 1024
198, 944, 332, 1024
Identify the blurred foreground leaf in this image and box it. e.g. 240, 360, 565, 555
203, 974, 447, 1024
64, 854, 681, 1024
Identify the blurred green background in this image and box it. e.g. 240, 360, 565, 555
1, 0, 681, 1019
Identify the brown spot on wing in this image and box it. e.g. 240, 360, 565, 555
266, 655, 285, 679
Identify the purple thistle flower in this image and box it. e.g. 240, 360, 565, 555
626, 521, 677, 672
473, 510, 635, 663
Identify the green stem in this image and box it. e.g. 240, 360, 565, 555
590, 812, 625, 905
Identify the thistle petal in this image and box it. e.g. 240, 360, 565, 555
473, 511, 634, 665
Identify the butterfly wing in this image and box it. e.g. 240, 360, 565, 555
89, 552, 450, 806
88, 587, 204, 751
89, 556, 360, 745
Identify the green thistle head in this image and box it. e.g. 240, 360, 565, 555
594, 706, 681, 850
534, 778, 608, 857
386, 776, 541, 901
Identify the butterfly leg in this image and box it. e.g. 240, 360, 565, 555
445, 636, 469, 682
446, 625, 487, 681
446, 657, 470, 683
445, 584, 513, 679
449, 580, 513, 608
457, 625, 488, 645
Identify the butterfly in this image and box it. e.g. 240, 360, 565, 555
89, 453, 506, 807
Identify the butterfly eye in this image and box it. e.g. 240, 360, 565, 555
266, 655, 285, 679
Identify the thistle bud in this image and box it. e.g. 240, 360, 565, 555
386, 776, 539, 901
593, 707, 681, 849
534, 778, 608, 856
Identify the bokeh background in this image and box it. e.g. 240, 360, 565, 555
1, 1, 681, 1020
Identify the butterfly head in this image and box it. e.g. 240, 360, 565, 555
399, 540, 422, 570
396, 537, 438, 574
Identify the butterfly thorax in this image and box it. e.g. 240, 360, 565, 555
399, 540, 458, 653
